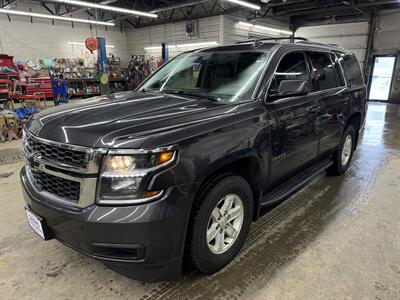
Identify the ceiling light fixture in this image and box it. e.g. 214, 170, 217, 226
226, 0, 261, 10
68, 41, 115, 48
0, 8, 115, 26
144, 41, 218, 51
238, 21, 293, 35
53, 0, 158, 18
144, 45, 176, 50
177, 41, 218, 48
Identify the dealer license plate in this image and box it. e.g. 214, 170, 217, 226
25, 208, 46, 240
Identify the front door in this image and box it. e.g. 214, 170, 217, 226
267, 51, 321, 184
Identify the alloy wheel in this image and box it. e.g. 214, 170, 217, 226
206, 194, 244, 254
341, 134, 353, 166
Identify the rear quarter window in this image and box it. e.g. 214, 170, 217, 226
336, 52, 364, 86
309, 51, 345, 91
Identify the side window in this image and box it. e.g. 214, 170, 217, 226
337, 52, 364, 86
309, 52, 344, 91
330, 53, 346, 87
269, 52, 309, 95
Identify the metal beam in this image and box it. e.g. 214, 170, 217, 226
275, 5, 368, 17
43, 0, 119, 16
135, 6, 241, 28
1, 0, 23, 9
364, 13, 377, 82
272, 0, 400, 17
150, 0, 210, 13
291, 12, 370, 27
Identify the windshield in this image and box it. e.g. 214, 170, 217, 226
139, 51, 270, 103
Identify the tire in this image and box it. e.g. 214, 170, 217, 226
188, 175, 253, 274
327, 125, 355, 175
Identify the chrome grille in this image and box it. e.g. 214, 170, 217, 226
23, 130, 106, 208
25, 135, 88, 168
31, 170, 81, 203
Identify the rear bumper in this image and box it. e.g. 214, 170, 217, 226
20, 167, 197, 282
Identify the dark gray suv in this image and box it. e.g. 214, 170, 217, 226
21, 39, 366, 282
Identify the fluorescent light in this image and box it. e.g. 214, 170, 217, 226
238, 21, 292, 35
254, 24, 293, 35
238, 21, 254, 27
0, 8, 115, 26
144, 41, 218, 50
68, 41, 115, 48
54, 0, 157, 18
176, 41, 218, 48
226, 0, 260, 10
144, 45, 176, 50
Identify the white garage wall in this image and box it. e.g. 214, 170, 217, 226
0, 16, 128, 65
126, 16, 222, 57
296, 22, 369, 66
0, 0, 128, 66
374, 9, 400, 52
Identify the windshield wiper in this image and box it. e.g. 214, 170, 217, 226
162, 90, 221, 102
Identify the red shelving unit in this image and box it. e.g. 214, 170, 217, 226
0, 55, 20, 83
26, 77, 53, 99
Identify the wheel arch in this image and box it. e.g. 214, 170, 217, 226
190, 155, 263, 225
183, 156, 263, 269
346, 112, 362, 149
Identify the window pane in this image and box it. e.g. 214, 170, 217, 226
269, 52, 308, 95
309, 52, 342, 90
337, 52, 364, 86
141, 51, 269, 102
330, 53, 346, 87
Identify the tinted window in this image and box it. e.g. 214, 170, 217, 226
269, 52, 309, 95
309, 52, 344, 91
330, 53, 346, 86
140, 51, 269, 103
337, 52, 364, 86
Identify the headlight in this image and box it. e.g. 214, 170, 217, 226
97, 148, 176, 205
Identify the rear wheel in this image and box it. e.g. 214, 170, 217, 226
188, 175, 253, 274
327, 125, 355, 175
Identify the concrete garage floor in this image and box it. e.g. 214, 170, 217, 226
0, 102, 399, 300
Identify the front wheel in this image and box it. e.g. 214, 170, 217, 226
327, 125, 355, 175
188, 175, 253, 274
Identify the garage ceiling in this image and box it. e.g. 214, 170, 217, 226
1, 0, 400, 28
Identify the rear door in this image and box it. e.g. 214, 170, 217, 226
308, 51, 349, 155
267, 51, 321, 184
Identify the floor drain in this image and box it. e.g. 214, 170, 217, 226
0, 148, 24, 165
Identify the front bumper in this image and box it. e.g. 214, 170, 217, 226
20, 167, 196, 282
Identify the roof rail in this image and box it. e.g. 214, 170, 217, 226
235, 37, 309, 44
295, 40, 342, 48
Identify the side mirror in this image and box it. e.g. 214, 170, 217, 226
274, 80, 311, 98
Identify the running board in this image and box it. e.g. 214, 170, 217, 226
260, 159, 333, 208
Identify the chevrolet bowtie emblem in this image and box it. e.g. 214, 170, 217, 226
28, 152, 44, 172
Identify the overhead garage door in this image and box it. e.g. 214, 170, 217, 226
296, 22, 369, 68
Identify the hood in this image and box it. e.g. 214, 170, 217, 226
27, 91, 239, 149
